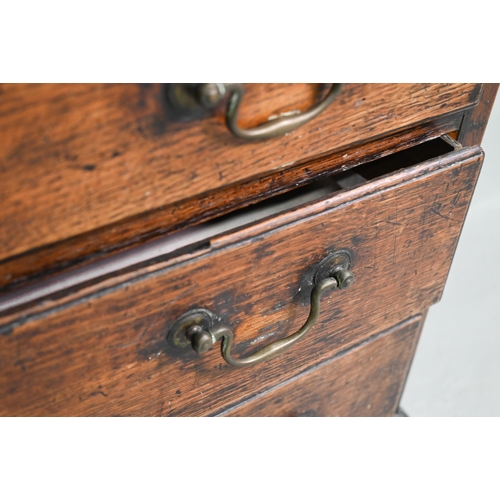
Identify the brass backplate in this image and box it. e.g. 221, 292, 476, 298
314, 249, 352, 285
168, 308, 215, 349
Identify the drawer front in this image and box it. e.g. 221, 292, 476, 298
0, 143, 483, 416
225, 315, 424, 417
0, 83, 481, 265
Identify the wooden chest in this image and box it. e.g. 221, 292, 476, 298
0, 83, 497, 416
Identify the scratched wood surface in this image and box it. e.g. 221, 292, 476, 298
0, 112, 464, 291
0, 138, 457, 326
0, 84, 481, 271
0, 145, 483, 416
225, 315, 424, 417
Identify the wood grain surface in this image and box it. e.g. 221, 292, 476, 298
224, 315, 425, 417
0, 112, 464, 291
0, 83, 481, 267
0, 144, 483, 416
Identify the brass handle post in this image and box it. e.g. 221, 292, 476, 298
166, 83, 343, 141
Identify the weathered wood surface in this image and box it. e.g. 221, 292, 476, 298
0, 112, 464, 291
225, 315, 425, 417
0, 84, 481, 279
0, 146, 483, 416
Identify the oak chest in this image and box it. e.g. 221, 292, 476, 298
0, 83, 497, 416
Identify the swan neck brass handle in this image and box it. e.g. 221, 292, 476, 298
166, 83, 343, 141
168, 250, 354, 368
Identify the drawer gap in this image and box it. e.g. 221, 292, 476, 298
175, 137, 456, 250
0, 136, 457, 314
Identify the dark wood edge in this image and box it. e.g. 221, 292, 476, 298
394, 408, 409, 417
458, 83, 499, 147
0, 112, 466, 291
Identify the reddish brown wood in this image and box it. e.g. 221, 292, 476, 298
0, 84, 480, 268
0, 112, 463, 290
0, 137, 466, 324
458, 83, 498, 147
0, 145, 483, 416
224, 315, 425, 417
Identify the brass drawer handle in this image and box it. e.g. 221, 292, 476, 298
168, 250, 354, 367
166, 83, 343, 141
